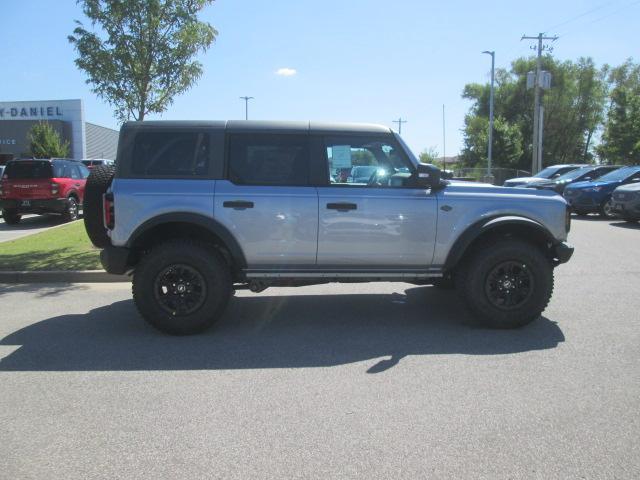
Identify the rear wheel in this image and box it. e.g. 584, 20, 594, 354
132, 240, 232, 335
83, 164, 115, 248
62, 197, 79, 222
457, 239, 554, 328
2, 209, 21, 225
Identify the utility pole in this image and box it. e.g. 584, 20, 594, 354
239, 96, 254, 120
521, 33, 557, 174
392, 118, 407, 135
442, 104, 446, 172
482, 50, 495, 178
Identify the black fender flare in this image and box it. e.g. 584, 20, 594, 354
126, 212, 247, 268
444, 215, 557, 270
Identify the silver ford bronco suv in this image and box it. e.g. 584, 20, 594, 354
84, 121, 574, 335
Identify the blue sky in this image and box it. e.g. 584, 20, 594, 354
2, 0, 639, 156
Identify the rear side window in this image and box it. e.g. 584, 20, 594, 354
131, 131, 210, 177
227, 134, 309, 186
4, 161, 53, 179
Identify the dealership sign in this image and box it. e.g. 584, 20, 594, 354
0, 106, 63, 119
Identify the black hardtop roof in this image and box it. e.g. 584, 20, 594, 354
122, 120, 392, 135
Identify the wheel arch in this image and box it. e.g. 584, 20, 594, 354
126, 212, 247, 272
444, 215, 557, 271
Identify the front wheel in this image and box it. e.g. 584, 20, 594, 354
132, 240, 232, 335
599, 197, 616, 219
457, 239, 554, 328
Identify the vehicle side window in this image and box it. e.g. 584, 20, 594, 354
70, 165, 83, 179
227, 134, 309, 186
61, 162, 73, 178
324, 136, 413, 188
131, 131, 210, 177
79, 165, 91, 178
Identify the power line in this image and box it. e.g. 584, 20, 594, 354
556, 0, 640, 37
392, 118, 407, 135
544, 0, 621, 32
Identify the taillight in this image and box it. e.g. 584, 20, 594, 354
103, 192, 114, 229
0, 182, 4, 197
51, 182, 60, 196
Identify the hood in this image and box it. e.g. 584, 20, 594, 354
568, 179, 617, 190
614, 182, 640, 193
446, 181, 559, 198
504, 177, 542, 185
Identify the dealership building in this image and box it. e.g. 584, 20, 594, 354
0, 99, 119, 165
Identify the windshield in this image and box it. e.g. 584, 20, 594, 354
4, 160, 53, 179
555, 167, 591, 181
597, 166, 640, 182
534, 166, 562, 178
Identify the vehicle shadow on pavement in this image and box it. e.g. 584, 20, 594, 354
0, 286, 564, 373
0, 215, 64, 231
609, 221, 640, 230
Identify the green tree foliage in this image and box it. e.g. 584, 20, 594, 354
419, 147, 439, 164
597, 60, 640, 164
461, 56, 607, 170
27, 122, 70, 158
69, 0, 217, 122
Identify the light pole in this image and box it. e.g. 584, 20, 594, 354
239, 96, 254, 120
482, 50, 495, 179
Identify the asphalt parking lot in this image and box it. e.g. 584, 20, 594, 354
1, 217, 639, 479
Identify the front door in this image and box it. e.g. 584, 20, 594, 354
214, 133, 318, 266
316, 134, 437, 267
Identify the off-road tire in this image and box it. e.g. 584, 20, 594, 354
622, 214, 638, 223
83, 164, 115, 248
599, 197, 616, 219
456, 239, 554, 329
2, 209, 21, 225
62, 196, 79, 222
132, 240, 232, 335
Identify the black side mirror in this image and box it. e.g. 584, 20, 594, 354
415, 163, 443, 189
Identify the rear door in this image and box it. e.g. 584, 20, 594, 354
315, 134, 438, 267
214, 133, 318, 266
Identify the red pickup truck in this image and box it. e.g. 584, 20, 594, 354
0, 158, 90, 224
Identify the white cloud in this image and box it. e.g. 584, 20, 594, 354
276, 67, 297, 77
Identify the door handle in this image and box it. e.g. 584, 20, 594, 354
223, 200, 254, 209
74, 183, 81, 187
327, 202, 357, 211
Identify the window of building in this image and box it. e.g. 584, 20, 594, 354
227, 134, 309, 186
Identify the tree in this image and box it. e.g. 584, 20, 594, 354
419, 147, 439, 164
69, 0, 217, 122
460, 56, 607, 170
597, 59, 640, 164
27, 122, 70, 158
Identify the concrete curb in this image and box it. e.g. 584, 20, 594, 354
0, 270, 130, 283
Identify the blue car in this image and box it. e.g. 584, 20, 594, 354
563, 165, 640, 218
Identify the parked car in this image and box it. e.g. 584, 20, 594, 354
612, 182, 640, 222
0, 158, 90, 224
563, 165, 640, 218
84, 120, 573, 335
503, 164, 587, 187
525, 165, 621, 194
347, 165, 379, 183
82, 159, 115, 170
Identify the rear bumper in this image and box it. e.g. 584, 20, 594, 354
552, 242, 574, 265
0, 198, 67, 214
100, 246, 131, 275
